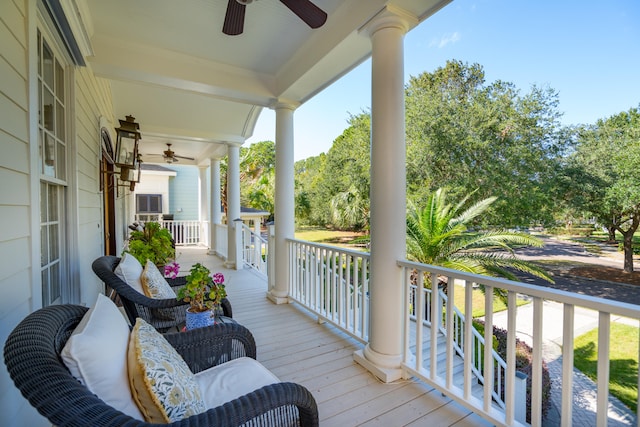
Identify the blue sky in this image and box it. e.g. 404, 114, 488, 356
246, 0, 640, 161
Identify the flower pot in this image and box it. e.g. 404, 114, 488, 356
185, 305, 222, 330
185, 308, 215, 330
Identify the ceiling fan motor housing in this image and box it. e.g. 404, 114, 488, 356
235, 0, 254, 5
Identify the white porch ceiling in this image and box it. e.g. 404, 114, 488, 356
79, 0, 451, 164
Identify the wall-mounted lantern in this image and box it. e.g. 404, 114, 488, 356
114, 115, 141, 173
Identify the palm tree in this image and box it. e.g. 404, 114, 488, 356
406, 188, 553, 285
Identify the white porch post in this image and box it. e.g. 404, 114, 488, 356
267, 102, 296, 304
198, 165, 208, 246
354, 7, 414, 383
208, 158, 222, 255
226, 144, 241, 270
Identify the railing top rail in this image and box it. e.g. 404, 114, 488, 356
399, 259, 640, 319
287, 238, 371, 259
241, 223, 267, 243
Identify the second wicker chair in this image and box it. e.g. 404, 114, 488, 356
92, 255, 232, 332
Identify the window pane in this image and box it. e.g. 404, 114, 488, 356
57, 141, 66, 180
38, 84, 42, 126
39, 132, 43, 174
41, 269, 49, 304
56, 100, 65, 139
43, 133, 55, 177
40, 182, 47, 222
37, 30, 42, 77
42, 40, 54, 89
43, 88, 54, 131
50, 224, 59, 261
150, 196, 160, 213
50, 262, 61, 302
40, 225, 48, 266
55, 59, 64, 102
48, 185, 58, 221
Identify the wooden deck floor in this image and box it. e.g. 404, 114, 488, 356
178, 248, 492, 427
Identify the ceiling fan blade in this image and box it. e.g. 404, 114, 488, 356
174, 155, 195, 161
280, 0, 327, 29
223, 0, 246, 35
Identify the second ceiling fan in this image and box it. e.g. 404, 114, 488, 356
223, 0, 327, 36
149, 143, 195, 163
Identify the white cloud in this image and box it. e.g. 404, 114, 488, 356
430, 32, 461, 49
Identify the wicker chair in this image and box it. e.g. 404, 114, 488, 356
92, 255, 233, 332
4, 304, 319, 427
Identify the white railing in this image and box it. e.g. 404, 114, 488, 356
161, 220, 202, 246
240, 223, 268, 276
409, 284, 508, 410
288, 239, 370, 343
399, 259, 640, 427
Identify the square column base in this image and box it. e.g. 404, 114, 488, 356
353, 349, 405, 383
266, 291, 290, 305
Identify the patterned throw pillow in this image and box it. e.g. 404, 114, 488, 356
141, 260, 176, 299
128, 318, 206, 423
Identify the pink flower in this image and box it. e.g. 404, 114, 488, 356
164, 262, 180, 279
212, 272, 224, 284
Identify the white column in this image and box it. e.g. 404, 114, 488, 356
226, 145, 241, 269
208, 158, 222, 255
267, 102, 296, 304
198, 165, 208, 247
354, 8, 413, 383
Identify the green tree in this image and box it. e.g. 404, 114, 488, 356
406, 188, 553, 283
316, 113, 371, 230
569, 107, 640, 272
405, 60, 569, 227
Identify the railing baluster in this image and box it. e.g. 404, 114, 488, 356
446, 275, 454, 388
531, 296, 543, 426
416, 270, 425, 372
464, 280, 473, 400
505, 291, 517, 425
597, 312, 611, 427
561, 303, 574, 427
483, 285, 494, 413
430, 272, 439, 380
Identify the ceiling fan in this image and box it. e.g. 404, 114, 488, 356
148, 143, 195, 163
223, 0, 327, 36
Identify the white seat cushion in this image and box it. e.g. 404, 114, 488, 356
195, 357, 280, 409
61, 294, 144, 420
115, 252, 145, 294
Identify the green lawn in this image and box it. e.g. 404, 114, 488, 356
574, 323, 639, 413
452, 284, 529, 318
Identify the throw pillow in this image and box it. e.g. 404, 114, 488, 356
61, 294, 144, 420
128, 318, 206, 423
114, 252, 145, 294
141, 260, 176, 299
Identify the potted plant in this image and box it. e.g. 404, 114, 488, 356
177, 263, 227, 330
124, 221, 175, 268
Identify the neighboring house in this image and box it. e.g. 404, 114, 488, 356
134, 163, 269, 236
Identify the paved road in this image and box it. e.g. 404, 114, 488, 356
512, 238, 640, 306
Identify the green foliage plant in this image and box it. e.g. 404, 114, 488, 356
177, 263, 226, 313
406, 188, 553, 285
124, 222, 175, 267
